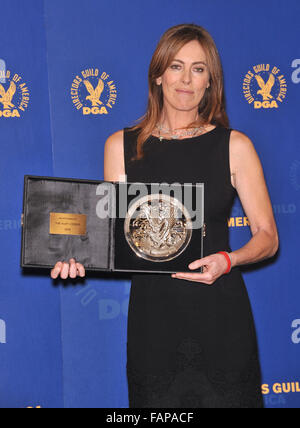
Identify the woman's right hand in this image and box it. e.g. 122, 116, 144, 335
51, 258, 86, 279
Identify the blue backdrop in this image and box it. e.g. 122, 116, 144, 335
0, 0, 299, 408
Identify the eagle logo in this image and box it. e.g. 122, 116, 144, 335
0, 81, 16, 109
255, 73, 275, 101
83, 78, 104, 106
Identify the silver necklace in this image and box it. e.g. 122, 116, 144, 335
156, 123, 205, 141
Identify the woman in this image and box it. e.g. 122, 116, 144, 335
51, 24, 278, 408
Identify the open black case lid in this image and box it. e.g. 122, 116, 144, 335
21, 176, 204, 274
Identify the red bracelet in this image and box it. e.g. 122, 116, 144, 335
218, 251, 232, 274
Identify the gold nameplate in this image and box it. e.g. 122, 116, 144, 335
50, 213, 87, 236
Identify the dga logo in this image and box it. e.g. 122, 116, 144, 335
71, 68, 117, 115
0, 70, 30, 118
243, 64, 287, 109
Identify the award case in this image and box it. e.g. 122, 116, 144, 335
21, 176, 205, 274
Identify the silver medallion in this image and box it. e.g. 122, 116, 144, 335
124, 193, 192, 262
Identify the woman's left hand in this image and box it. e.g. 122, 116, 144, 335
171, 253, 230, 285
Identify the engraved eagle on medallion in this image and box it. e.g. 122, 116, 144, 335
132, 201, 186, 249
255, 73, 275, 101
125, 195, 192, 262
0, 81, 16, 109
83, 78, 104, 106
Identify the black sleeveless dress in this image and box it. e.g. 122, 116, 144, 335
123, 126, 263, 408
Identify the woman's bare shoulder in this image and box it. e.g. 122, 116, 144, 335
229, 129, 256, 153
229, 129, 261, 175
229, 129, 259, 160
104, 129, 125, 181
105, 129, 124, 149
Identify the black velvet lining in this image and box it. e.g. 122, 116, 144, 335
21, 177, 112, 270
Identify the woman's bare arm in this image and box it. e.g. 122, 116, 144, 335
229, 130, 279, 267
172, 130, 279, 284
104, 130, 126, 182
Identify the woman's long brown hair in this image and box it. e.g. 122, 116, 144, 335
132, 24, 229, 160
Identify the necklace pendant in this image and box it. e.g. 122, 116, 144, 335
155, 123, 205, 141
